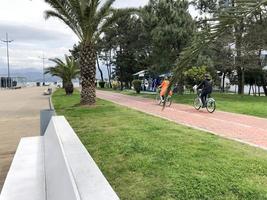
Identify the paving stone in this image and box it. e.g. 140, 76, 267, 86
0, 87, 49, 191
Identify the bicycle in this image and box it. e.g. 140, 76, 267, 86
193, 89, 216, 113
156, 89, 172, 107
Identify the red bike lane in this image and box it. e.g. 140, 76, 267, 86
97, 90, 267, 150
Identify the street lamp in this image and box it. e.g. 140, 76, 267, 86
39, 54, 48, 86
1, 33, 13, 78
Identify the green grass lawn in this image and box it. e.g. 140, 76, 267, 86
99, 88, 267, 118
53, 89, 267, 200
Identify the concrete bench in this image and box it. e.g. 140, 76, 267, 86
0, 116, 119, 200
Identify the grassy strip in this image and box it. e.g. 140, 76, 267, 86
53, 89, 267, 200
99, 88, 267, 118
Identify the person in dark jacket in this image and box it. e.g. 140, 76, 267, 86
197, 74, 213, 107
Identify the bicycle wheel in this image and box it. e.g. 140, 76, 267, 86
166, 96, 172, 107
193, 98, 201, 110
156, 94, 162, 105
206, 99, 216, 113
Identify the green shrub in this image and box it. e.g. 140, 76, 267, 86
112, 81, 120, 90
132, 80, 142, 94
99, 81, 105, 88
184, 66, 208, 86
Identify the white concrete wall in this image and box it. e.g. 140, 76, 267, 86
44, 116, 119, 200
44, 119, 81, 200
1, 116, 119, 200
0, 137, 45, 200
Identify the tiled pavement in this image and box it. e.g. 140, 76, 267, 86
0, 87, 50, 191
97, 90, 267, 150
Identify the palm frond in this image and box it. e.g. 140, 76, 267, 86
83, 0, 100, 42
44, 0, 125, 45
68, 0, 84, 30
46, 55, 80, 82
93, 0, 116, 31
95, 8, 139, 41
49, 57, 65, 66
44, 0, 83, 40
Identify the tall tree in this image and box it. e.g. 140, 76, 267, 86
164, 0, 267, 104
97, 32, 114, 88
99, 10, 144, 89
44, 0, 118, 105
141, 0, 195, 74
193, 0, 267, 94
243, 9, 267, 95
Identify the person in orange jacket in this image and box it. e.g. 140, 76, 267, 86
158, 77, 173, 101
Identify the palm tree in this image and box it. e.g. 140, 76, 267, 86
44, 0, 118, 105
45, 55, 80, 95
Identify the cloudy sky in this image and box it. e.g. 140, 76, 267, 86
0, 0, 149, 77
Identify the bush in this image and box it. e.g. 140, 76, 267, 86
132, 80, 142, 94
99, 81, 105, 88
112, 81, 120, 90
184, 66, 208, 85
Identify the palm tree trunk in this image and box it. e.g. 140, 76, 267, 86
65, 82, 74, 95
80, 44, 96, 105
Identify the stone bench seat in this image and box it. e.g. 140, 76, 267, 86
0, 116, 119, 200
0, 137, 45, 200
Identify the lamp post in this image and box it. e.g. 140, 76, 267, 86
1, 33, 13, 79
39, 54, 47, 86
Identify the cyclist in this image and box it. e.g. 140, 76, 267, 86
197, 74, 212, 107
158, 76, 173, 102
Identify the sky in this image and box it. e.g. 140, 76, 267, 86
0, 0, 149, 77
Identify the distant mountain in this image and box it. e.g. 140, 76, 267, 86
0, 67, 59, 82
0, 64, 111, 82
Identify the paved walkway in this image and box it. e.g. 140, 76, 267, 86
0, 87, 50, 191
97, 90, 267, 150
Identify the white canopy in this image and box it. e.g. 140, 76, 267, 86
133, 70, 148, 77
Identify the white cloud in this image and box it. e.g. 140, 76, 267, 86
0, 0, 80, 73
0, 0, 149, 73
0, 0, 197, 75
